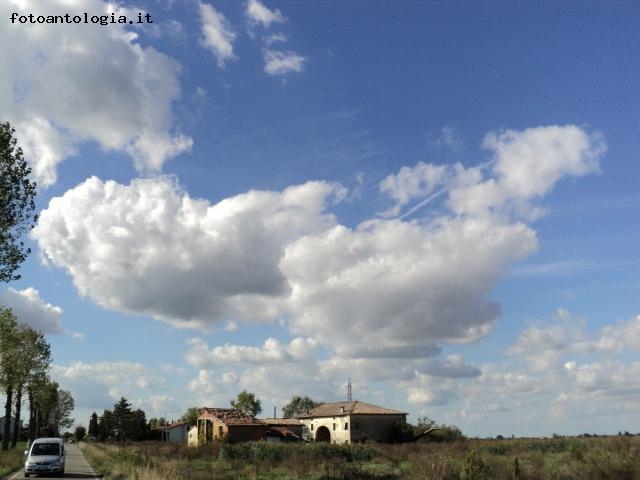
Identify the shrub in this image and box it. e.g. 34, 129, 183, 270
389, 420, 416, 443
512, 457, 520, 480
415, 454, 451, 480
460, 450, 491, 480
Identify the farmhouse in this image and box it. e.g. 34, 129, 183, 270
196, 408, 268, 444
298, 401, 407, 444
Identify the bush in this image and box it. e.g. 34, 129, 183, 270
0, 442, 27, 477
460, 450, 491, 480
414, 454, 451, 480
390, 420, 416, 443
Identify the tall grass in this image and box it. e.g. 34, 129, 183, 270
79, 435, 640, 480
0, 442, 27, 477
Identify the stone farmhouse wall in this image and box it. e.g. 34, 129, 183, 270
302, 416, 351, 444
300, 414, 405, 444
349, 414, 405, 443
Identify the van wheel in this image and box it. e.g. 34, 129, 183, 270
24, 474, 30, 478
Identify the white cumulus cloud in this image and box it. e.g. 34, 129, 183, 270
283, 217, 537, 356
379, 162, 449, 217
1, 287, 64, 334
381, 125, 605, 220
34, 125, 604, 378
449, 125, 605, 217
53, 361, 162, 408
185, 337, 317, 367
32, 176, 344, 329
1, 0, 192, 186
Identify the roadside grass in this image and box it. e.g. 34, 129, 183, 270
0, 442, 27, 477
79, 435, 640, 480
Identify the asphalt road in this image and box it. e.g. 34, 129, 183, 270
9, 443, 100, 479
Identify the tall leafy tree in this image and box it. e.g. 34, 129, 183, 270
51, 389, 75, 435
31, 379, 61, 437
230, 390, 262, 417
88, 412, 99, 438
148, 417, 167, 430
74, 425, 87, 441
27, 370, 53, 440
0, 309, 53, 448
179, 406, 200, 425
129, 409, 148, 441
282, 396, 320, 419
0, 308, 20, 450
0, 121, 38, 282
12, 325, 50, 446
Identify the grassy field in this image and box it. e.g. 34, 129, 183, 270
79, 435, 640, 480
0, 442, 27, 478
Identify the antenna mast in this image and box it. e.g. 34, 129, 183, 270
347, 377, 352, 402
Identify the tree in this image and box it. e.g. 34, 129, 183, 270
129, 409, 148, 441
179, 406, 200, 426
282, 396, 320, 419
98, 409, 114, 441
27, 370, 53, 440
13, 325, 50, 446
230, 390, 262, 417
0, 308, 20, 450
88, 412, 99, 438
112, 397, 132, 441
148, 417, 167, 430
74, 426, 86, 442
0, 121, 38, 282
416, 416, 436, 429
27, 380, 74, 438
0, 309, 53, 448
52, 389, 75, 434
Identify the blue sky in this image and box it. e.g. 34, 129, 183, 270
1, 0, 639, 437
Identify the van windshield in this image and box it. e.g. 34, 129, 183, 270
31, 443, 60, 456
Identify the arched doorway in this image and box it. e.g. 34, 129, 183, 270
315, 426, 331, 442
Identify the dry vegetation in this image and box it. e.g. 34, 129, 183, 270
79, 435, 640, 480
0, 441, 27, 477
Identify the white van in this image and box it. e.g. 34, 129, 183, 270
24, 437, 65, 477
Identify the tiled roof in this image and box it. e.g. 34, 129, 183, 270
199, 407, 265, 426
167, 422, 188, 428
260, 418, 303, 426
299, 401, 407, 418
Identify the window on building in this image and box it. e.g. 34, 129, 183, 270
333, 423, 336, 431
310, 424, 314, 431
218, 426, 223, 437
345, 422, 349, 430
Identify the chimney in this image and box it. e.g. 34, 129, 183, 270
274, 406, 276, 418
340, 406, 344, 414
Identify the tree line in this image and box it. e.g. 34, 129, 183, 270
0, 308, 75, 449
88, 397, 149, 441
1, 122, 75, 450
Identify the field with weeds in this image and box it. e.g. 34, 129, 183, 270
79, 435, 640, 480
0, 442, 27, 478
